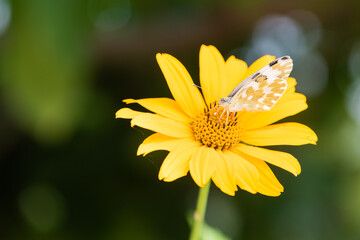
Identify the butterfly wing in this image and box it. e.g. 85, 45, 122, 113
227, 56, 293, 112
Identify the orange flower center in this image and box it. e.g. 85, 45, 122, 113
191, 103, 242, 150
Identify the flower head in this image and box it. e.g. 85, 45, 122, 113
116, 45, 317, 196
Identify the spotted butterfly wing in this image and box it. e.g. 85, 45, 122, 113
220, 56, 293, 112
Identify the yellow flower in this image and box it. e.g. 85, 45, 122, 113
116, 45, 317, 196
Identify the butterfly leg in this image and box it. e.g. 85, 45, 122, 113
213, 104, 221, 116
219, 107, 227, 121
225, 110, 230, 129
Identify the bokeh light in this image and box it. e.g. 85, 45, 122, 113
19, 183, 65, 233
239, 12, 328, 97
0, 0, 11, 35
88, 0, 132, 32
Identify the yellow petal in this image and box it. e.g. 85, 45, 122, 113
189, 146, 219, 187
232, 149, 283, 196
256, 178, 283, 196
234, 144, 301, 176
156, 53, 205, 117
159, 141, 199, 182
243, 55, 275, 79
137, 133, 193, 156
115, 108, 145, 119
224, 56, 248, 96
223, 150, 259, 193
211, 150, 237, 196
241, 122, 318, 146
199, 45, 227, 104
124, 98, 190, 123
286, 77, 297, 93
240, 92, 308, 130
131, 113, 193, 138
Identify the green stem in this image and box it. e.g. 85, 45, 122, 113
189, 181, 211, 240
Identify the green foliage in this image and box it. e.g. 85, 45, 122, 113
0, 0, 90, 143
202, 222, 231, 240
187, 211, 231, 240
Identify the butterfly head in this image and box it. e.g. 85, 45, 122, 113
219, 97, 231, 105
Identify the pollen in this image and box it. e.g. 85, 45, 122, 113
191, 103, 242, 150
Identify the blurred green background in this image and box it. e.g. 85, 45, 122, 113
0, 0, 359, 239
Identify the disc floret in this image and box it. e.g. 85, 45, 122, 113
191, 103, 242, 150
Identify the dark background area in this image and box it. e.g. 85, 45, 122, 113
1, 0, 360, 239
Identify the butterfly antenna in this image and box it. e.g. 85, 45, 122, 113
192, 84, 221, 100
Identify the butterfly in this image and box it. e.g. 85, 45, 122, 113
218, 56, 293, 113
